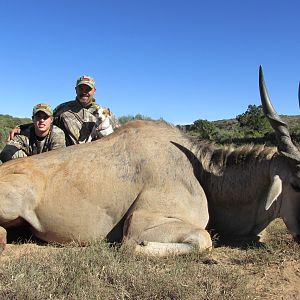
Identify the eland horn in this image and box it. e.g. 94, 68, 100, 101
259, 65, 300, 160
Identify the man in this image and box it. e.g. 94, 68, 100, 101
8, 75, 119, 145
0, 103, 66, 163
54, 75, 119, 145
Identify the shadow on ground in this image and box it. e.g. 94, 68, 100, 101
6, 227, 47, 245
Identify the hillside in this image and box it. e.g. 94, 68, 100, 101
0, 114, 32, 150
212, 115, 300, 132
0, 114, 31, 128
1, 113, 300, 151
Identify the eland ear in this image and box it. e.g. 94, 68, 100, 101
265, 175, 282, 210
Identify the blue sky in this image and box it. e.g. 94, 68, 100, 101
0, 0, 299, 124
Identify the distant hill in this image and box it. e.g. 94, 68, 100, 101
179, 115, 300, 133
212, 115, 300, 132
1, 113, 300, 151
0, 114, 31, 150
178, 114, 300, 147
0, 114, 31, 129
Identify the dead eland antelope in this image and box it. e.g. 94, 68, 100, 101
200, 66, 300, 244
0, 66, 299, 257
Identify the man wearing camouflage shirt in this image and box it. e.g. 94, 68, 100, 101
54, 75, 119, 145
8, 75, 119, 146
0, 103, 66, 163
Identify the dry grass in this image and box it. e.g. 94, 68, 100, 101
0, 219, 299, 300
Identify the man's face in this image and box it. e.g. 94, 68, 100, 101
76, 84, 96, 106
32, 111, 53, 137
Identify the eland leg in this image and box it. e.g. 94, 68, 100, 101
123, 211, 212, 256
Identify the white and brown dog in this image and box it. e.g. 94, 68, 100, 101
87, 106, 114, 142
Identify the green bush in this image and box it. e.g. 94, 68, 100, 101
0, 115, 31, 151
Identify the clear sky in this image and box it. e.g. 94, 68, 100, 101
0, 0, 299, 125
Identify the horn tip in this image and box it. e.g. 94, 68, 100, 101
259, 65, 265, 84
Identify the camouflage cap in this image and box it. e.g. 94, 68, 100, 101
32, 103, 53, 117
76, 75, 96, 89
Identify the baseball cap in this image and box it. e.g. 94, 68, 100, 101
76, 75, 96, 89
32, 103, 53, 117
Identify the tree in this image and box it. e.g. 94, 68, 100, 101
118, 114, 154, 126
236, 105, 271, 136
190, 119, 218, 140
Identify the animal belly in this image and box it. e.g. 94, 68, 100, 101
33, 207, 115, 244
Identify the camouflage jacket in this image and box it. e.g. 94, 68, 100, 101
53, 98, 120, 145
0, 124, 66, 163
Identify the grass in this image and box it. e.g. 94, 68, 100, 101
0, 219, 299, 300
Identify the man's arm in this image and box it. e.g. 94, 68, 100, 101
49, 126, 67, 150
0, 138, 28, 162
0, 144, 20, 162
1, 131, 31, 162
7, 123, 32, 141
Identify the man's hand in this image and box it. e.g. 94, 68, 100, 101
7, 128, 21, 141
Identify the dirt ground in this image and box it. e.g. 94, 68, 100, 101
248, 260, 300, 300
210, 248, 300, 300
